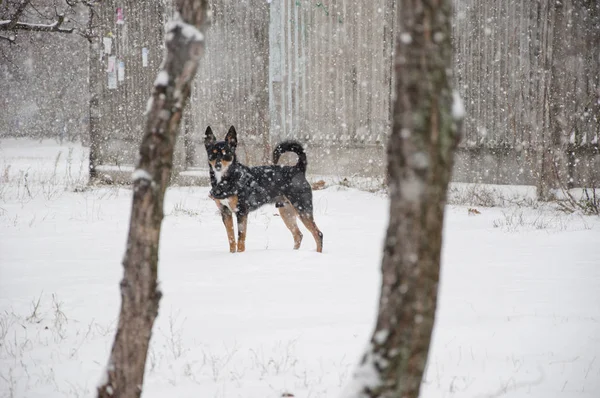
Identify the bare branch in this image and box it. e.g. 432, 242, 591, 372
0, 1, 77, 42
6, 0, 32, 30
0, 14, 75, 33
0, 34, 16, 43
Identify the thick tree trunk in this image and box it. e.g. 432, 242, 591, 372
343, 0, 460, 397
96, 1, 209, 397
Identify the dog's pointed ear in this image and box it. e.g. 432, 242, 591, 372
204, 126, 216, 148
225, 126, 237, 149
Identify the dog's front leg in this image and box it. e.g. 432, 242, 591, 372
220, 208, 237, 253
236, 213, 248, 252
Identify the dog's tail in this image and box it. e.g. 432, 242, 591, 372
272, 140, 307, 173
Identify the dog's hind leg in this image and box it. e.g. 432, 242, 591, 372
236, 213, 248, 252
278, 201, 303, 250
298, 211, 323, 253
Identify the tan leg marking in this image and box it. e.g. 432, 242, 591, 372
215, 200, 236, 253
299, 212, 323, 253
236, 213, 248, 252
227, 195, 238, 213
278, 202, 303, 250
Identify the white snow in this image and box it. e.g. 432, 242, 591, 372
1, 139, 600, 398
211, 162, 231, 183
373, 329, 388, 344
165, 19, 205, 43
132, 168, 153, 183
97, 362, 113, 388
0, 20, 61, 29
452, 90, 466, 120
154, 70, 169, 87
342, 345, 385, 398
145, 97, 154, 115
400, 32, 412, 44
412, 151, 429, 170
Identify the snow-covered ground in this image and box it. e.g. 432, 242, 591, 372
1, 138, 599, 398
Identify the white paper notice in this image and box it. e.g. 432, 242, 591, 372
118, 61, 125, 81
108, 71, 117, 89
142, 48, 149, 67
107, 55, 117, 89
116, 8, 124, 25
107, 56, 116, 72
103, 37, 112, 54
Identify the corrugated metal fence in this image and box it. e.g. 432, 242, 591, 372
90, 0, 167, 172
264, 0, 395, 176
90, 0, 600, 187
452, 0, 600, 186
185, 0, 395, 178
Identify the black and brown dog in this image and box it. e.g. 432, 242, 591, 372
204, 126, 323, 253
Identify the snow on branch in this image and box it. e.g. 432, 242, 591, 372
132, 169, 153, 184
149, 12, 206, 113
4, 0, 30, 31
154, 71, 169, 88
0, 13, 75, 34
165, 12, 205, 43
342, 343, 385, 398
452, 90, 466, 120
0, 33, 16, 43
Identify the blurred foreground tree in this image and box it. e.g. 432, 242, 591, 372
96, 1, 209, 397
342, 0, 461, 397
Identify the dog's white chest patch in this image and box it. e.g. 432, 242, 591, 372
211, 162, 230, 183
221, 198, 234, 212
215, 197, 238, 213
214, 169, 223, 183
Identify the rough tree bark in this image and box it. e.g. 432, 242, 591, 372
342, 0, 461, 397
96, 1, 209, 397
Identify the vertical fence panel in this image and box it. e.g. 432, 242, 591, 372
188, 0, 270, 169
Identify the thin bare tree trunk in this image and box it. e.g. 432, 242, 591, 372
96, 1, 209, 397
342, 0, 460, 397
87, 3, 101, 181
536, 2, 556, 201
547, 1, 567, 191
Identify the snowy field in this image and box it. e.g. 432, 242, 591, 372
1, 138, 600, 398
